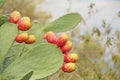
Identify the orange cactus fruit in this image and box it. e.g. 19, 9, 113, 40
64, 53, 79, 63
17, 17, 32, 31
61, 40, 72, 53
25, 35, 36, 44
44, 31, 57, 44
9, 11, 21, 23
56, 33, 69, 47
15, 33, 29, 43
61, 63, 76, 73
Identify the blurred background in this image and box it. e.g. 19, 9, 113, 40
1, 0, 120, 80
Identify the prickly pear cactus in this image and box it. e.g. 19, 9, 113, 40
0, 1, 82, 80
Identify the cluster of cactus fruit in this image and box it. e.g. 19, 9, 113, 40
9, 11, 79, 73
0, 8, 81, 79
9, 11, 36, 44
43, 31, 78, 73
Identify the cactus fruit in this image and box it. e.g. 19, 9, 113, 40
9, 11, 21, 23
43, 31, 57, 44
64, 53, 78, 63
17, 17, 32, 31
25, 35, 36, 44
61, 63, 76, 73
56, 33, 68, 47
15, 33, 28, 43
61, 40, 72, 53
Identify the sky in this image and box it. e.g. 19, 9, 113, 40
39, 0, 120, 32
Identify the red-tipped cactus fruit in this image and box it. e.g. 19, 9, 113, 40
15, 33, 29, 43
56, 33, 69, 47
9, 11, 21, 23
43, 31, 57, 44
61, 63, 76, 73
25, 35, 36, 44
64, 53, 79, 63
61, 40, 72, 53
17, 17, 32, 31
